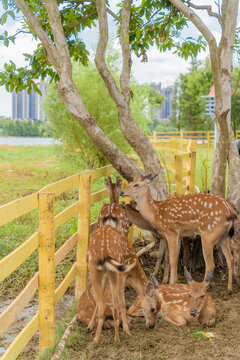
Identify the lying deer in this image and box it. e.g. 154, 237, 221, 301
77, 285, 116, 329
121, 174, 238, 293
87, 224, 160, 343
128, 267, 216, 327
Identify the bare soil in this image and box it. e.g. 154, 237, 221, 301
3, 237, 240, 360
64, 241, 240, 360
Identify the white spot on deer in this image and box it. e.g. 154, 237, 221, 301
215, 201, 218, 205
204, 202, 207, 207
210, 211, 213, 216
209, 203, 212, 208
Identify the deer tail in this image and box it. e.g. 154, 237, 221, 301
97, 257, 136, 272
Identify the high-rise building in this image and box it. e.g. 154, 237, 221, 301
12, 84, 48, 122
150, 82, 174, 122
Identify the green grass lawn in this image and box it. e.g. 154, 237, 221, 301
0, 145, 215, 296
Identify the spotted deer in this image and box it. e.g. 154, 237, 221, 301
87, 225, 160, 343
99, 176, 170, 281
77, 285, 116, 329
98, 176, 130, 237
128, 267, 216, 327
121, 174, 238, 293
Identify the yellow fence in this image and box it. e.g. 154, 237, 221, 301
0, 139, 196, 359
151, 130, 240, 148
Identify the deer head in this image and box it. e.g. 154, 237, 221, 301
184, 266, 213, 318
104, 176, 122, 203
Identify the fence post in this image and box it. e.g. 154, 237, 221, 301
75, 173, 91, 300
38, 192, 55, 352
188, 151, 196, 193
207, 132, 210, 148
175, 154, 183, 195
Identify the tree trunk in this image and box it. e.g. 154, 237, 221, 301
13, 0, 169, 199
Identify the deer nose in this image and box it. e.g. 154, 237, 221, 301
190, 311, 198, 318
120, 191, 124, 196
149, 324, 155, 329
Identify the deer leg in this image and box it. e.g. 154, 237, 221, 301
201, 234, 215, 281
166, 234, 180, 284
93, 293, 105, 343
88, 305, 98, 331
108, 272, 120, 343
163, 310, 187, 326
163, 243, 170, 284
219, 233, 233, 294
118, 274, 131, 336
153, 238, 165, 276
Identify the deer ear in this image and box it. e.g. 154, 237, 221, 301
142, 174, 158, 183
116, 176, 122, 189
104, 177, 111, 190
184, 266, 193, 284
146, 275, 158, 296
205, 269, 213, 286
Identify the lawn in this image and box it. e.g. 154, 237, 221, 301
0, 144, 214, 296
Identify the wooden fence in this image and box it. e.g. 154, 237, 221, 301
0, 139, 196, 359
151, 130, 240, 148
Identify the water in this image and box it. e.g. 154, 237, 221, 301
0, 136, 59, 146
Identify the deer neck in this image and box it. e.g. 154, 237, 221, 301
136, 188, 158, 225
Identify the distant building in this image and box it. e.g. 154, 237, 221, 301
12, 84, 48, 122
150, 82, 174, 122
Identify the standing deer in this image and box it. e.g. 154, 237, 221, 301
87, 225, 159, 343
100, 176, 170, 281
98, 176, 130, 237
121, 174, 238, 293
128, 267, 216, 327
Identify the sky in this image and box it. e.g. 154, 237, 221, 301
0, 1, 239, 117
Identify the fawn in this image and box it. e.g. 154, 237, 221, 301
121, 174, 238, 293
98, 176, 130, 237
87, 225, 160, 343
128, 267, 216, 327
77, 285, 117, 329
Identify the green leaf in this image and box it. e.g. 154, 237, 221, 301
0, 12, 7, 25
4, 39, 9, 47
2, 0, 8, 10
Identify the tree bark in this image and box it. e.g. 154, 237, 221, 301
169, 0, 240, 207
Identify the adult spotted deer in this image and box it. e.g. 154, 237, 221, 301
99, 176, 170, 281
121, 174, 238, 293
128, 267, 216, 327
87, 225, 159, 343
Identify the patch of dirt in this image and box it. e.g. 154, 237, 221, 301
5, 170, 34, 178
2, 237, 240, 360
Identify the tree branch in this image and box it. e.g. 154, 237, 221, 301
106, 7, 120, 21
168, 0, 221, 96
187, 1, 222, 25
65, 10, 97, 37
13, 0, 60, 73
95, 0, 125, 107
120, 0, 132, 104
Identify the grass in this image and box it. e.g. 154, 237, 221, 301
0, 144, 118, 296
0, 145, 215, 296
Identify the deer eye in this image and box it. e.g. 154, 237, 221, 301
187, 294, 191, 298
151, 308, 155, 313
134, 184, 139, 187
200, 295, 205, 299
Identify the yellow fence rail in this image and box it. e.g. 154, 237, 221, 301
0, 139, 196, 359
151, 130, 240, 148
